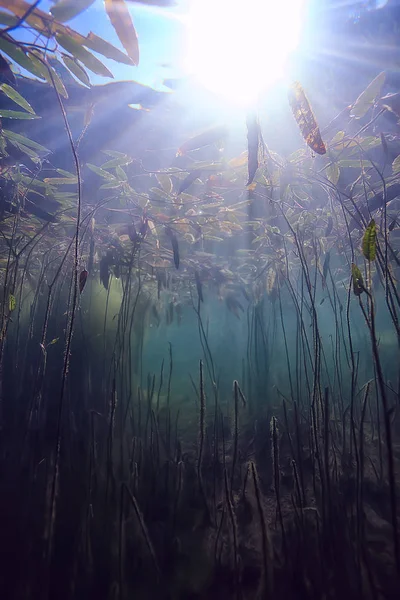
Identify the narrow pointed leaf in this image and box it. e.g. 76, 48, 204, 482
350, 72, 386, 119
99, 181, 122, 189
7, 140, 40, 162
362, 219, 377, 261
102, 149, 129, 158
0, 110, 39, 119
9, 294, 16, 312
84, 32, 134, 65
101, 156, 133, 169
56, 168, 78, 178
56, 33, 114, 78
0, 83, 35, 113
149, 187, 170, 200
0, 37, 45, 79
27, 52, 68, 98
338, 159, 373, 169
50, 0, 96, 22
62, 55, 91, 87
87, 163, 118, 180
43, 177, 78, 185
115, 165, 128, 180
105, 0, 139, 66
3, 129, 49, 153
156, 173, 173, 194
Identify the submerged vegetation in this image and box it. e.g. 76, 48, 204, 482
1, 1, 400, 599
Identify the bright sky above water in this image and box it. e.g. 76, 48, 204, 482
185, 0, 306, 107
38, 0, 189, 88
36, 0, 306, 107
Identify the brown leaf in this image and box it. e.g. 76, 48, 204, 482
0, 0, 87, 43
104, 0, 139, 66
288, 82, 326, 155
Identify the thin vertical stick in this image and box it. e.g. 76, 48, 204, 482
231, 381, 239, 498
251, 462, 273, 598
271, 417, 287, 561
198, 360, 210, 521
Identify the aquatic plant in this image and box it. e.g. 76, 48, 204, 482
0, 3, 400, 599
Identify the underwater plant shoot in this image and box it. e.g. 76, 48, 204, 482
1, 0, 400, 599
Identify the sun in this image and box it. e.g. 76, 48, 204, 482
184, 0, 306, 107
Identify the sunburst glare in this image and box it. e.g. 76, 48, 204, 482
184, 0, 307, 107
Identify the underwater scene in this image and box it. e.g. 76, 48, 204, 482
1, 0, 400, 598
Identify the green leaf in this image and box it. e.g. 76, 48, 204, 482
185, 160, 225, 171
18, 174, 50, 189
350, 72, 386, 119
26, 188, 45, 199
0, 11, 18, 26
338, 159, 373, 169
102, 149, 128, 158
330, 131, 345, 145
156, 174, 173, 194
0, 134, 7, 155
43, 177, 78, 185
7, 140, 40, 162
87, 163, 117, 180
357, 136, 381, 151
351, 263, 364, 296
115, 165, 127, 181
9, 294, 16, 312
62, 55, 91, 87
101, 156, 133, 169
149, 187, 171, 200
0, 110, 39, 119
50, 0, 96, 22
56, 33, 114, 78
3, 129, 49, 153
392, 155, 400, 175
326, 162, 340, 186
0, 83, 35, 113
56, 168, 78, 179
99, 181, 122, 189
27, 52, 68, 98
84, 32, 134, 65
54, 194, 77, 202
362, 219, 377, 261
104, 0, 139, 66
0, 36, 45, 79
